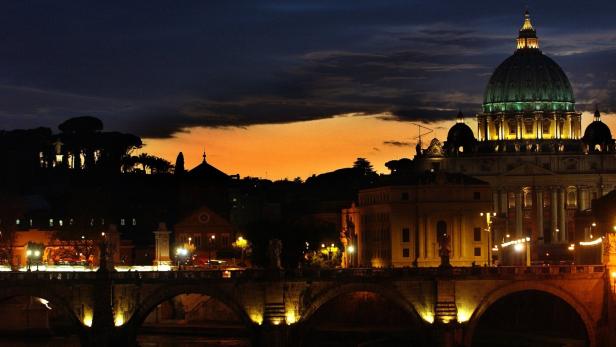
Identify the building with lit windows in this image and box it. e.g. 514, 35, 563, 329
411, 11, 616, 263
342, 171, 492, 267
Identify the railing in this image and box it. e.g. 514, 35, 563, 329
0, 265, 605, 282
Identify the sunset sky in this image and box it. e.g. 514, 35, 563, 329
1, 1, 616, 179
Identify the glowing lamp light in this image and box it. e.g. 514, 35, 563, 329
250, 312, 263, 325
114, 312, 124, 326
513, 243, 524, 252
83, 313, 93, 327
421, 311, 435, 324
579, 238, 603, 246
347, 245, 355, 254
285, 310, 298, 324
611, 272, 616, 278
457, 308, 472, 323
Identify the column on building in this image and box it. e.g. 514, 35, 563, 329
558, 188, 566, 242
500, 190, 508, 217
535, 114, 543, 139
516, 115, 522, 139
578, 186, 588, 211
486, 115, 493, 141
515, 191, 523, 238
566, 114, 572, 139
535, 188, 544, 243
551, 187, 558, 243
553, 114, 558, 139
499, 115, 505, 140
492, 191, 500, 216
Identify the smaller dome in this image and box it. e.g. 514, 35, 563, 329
583, 109, 612, 145
447, 112, 476, 148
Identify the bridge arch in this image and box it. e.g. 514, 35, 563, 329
125, 283, 254, 332
464, 281, 596, 347
297, 282, 428, 346
299, 282, 423, 324
0, 285, 83, 329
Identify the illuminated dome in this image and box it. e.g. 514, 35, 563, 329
583, 108, 612, 145
482, 11, 575, 114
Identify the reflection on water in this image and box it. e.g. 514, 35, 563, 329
138, 335, 251, 347
0, 336, 250, 347
0, 336, 80, 347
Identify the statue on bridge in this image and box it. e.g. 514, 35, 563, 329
437, 221, 451, 268
268, 239, 283, 270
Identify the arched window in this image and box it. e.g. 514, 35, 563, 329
567, 189, 577, 208
523, 190, 533, 208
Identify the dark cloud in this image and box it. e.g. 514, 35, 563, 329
383, 140, 413, 147
1, 1, 616, 137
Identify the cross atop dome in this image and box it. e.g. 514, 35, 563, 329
516, 9, 539, 50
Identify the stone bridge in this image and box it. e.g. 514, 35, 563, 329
0, 266, 614, 346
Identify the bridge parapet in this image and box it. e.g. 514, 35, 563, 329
0, 265, 606, 282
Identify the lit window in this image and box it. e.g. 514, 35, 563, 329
15, 219, 20, 225
59, 220, 63, 227
132, 218, 137, 226
49, 219, 54, 227
120, 219, 125, 226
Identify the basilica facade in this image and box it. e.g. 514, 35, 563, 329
414, 11, 615, 262
346, 11, 616, 267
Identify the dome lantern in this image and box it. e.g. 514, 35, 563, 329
516, 10, 539, 50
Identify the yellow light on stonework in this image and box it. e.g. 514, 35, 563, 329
114, 312, 125, 326
250, 312, 263, 325
83, 312, 93, 327
457, 307, 472, 323
285, 310, 298, 324
420, 310, 435, 324
271, 317, 282, 325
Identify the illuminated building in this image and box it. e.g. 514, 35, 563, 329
342, 171, 492, 267
412, 11, 616, 263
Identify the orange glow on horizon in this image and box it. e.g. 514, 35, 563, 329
139, 111, 616, 180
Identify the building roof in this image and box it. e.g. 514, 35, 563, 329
187, 152, 229, 181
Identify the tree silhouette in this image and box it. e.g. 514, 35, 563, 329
353, 157, 376, 176
175, 152, 185, 176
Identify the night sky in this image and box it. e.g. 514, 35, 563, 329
2, 1, 616, 178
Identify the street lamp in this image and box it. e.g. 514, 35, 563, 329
175, 247, 188, 269
208, 235, 216, 267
